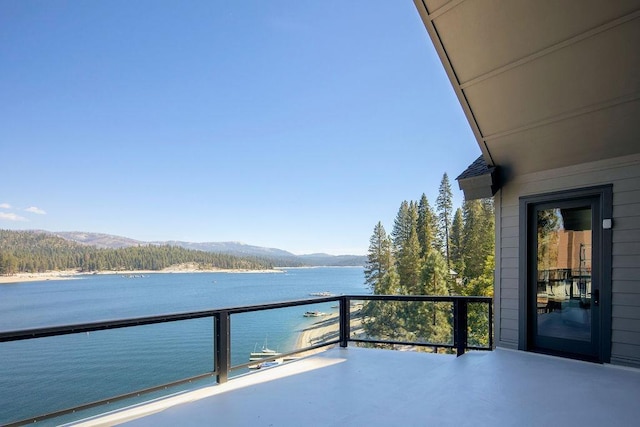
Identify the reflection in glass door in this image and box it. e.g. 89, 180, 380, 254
531, 200, 599, 359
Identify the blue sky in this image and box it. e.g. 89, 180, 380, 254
0, 1, 479, 255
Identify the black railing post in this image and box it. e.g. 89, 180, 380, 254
453, 299, 468, 357
215, 311, 230, 384
339, 296, 350, 347
488, 299, 494, 349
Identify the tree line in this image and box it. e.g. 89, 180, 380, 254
0, 230, 274, 274
361, 173, 494, 347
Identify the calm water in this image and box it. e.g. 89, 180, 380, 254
0, 267, 367, 425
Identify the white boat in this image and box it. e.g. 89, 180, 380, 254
309, 292, 333, 297
303, 311, 326, 317
248, 344, 279, 369
249, 341, 279, 361
248, 341, 297, 369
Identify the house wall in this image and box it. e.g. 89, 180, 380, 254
495, 152, 640, 367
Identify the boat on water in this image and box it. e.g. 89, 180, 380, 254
309, 291, 333, 297
248, 344, 279, 369
303, 311, 326, 317
249, 344, 279, 360
248, 342, 297, 369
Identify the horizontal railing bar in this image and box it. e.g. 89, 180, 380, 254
225, 296, 340, 314
351, 295, 492, 303
348, 341, 491, 352
5, 371, 217, 427
0, 311, 219, 342
349, 341, 489, 352
0, 295, 491, 343
0, 298, 339, 342
349, 338, 456, 349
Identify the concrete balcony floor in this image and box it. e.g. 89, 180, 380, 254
77, 347, 640, 427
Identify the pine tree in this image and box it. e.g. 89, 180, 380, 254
393, 202, 421, 294
461, 199, 485, 280
479, 198, 495, 271
417, 194, 437, 259
396, 225, 422, 294
436, 173, 453, 269
0, 252, 18, 275
420, 248, 450, 296
364, 222, 394, 294
362, 223, 404, 341
464, 255, 495, 347
391, 201, 411, 253
450, 207, 464, 280
410, 249, 452, 344
361, 269, 404, 341
464, 255, 495, 297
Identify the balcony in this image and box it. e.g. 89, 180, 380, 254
86, 346, 640, 427
2, 295, 639, 426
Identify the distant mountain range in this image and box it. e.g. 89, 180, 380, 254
43, 231, 366, 267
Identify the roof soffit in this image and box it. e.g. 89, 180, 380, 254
414, 0, 640, 175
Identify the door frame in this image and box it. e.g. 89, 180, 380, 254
518, 185, 612, 362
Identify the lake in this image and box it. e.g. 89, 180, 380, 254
0, 267, 368, 425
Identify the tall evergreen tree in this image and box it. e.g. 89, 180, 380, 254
364, 222, 394, 294
410, 248, 452, 344
464, 255, 495, 297
391, 201, 411, 253
396, 224, 422, 294
537, 206, 560, 276
0, 252, 18, 275
450, 207, 464, 279
459, 198, 495, 286
435, 173, 453, 269
462, 199, 484, 280
420, 248, 450, 296
392, 202, 420, 294
463, 255, 495, 347
362, 223, 403, 341
417, 194, 437, 259
479, 198, 495, 268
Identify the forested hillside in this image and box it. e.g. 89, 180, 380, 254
0, 230, 273, 274
47, 232, 365, 267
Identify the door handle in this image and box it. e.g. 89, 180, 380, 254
593, 289, 600, 306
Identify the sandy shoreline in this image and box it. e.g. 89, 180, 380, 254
295, 312, 340, 349
295, 306, 366, 352
0, 266, 283, 284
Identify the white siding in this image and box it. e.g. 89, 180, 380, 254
495, 152, 640, 366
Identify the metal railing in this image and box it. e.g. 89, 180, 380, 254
0, 294, 492, 426
344, 295, 493, 354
